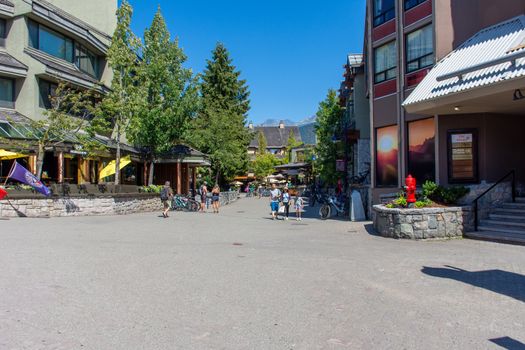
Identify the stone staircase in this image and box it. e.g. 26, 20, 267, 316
466, 197, 525, 244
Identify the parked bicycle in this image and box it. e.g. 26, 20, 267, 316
172, 195, 200, 212
319, 195, 346, 220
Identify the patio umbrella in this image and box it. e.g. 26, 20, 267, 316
231, 181, 243, 186
0, 149, 27, 160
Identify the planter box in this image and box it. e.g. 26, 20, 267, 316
373, 205, 465, 240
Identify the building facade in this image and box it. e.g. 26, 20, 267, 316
248, 121, 303, 159
365, 0, 525, 204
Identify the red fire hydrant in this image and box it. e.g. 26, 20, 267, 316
405, 175, 417, 203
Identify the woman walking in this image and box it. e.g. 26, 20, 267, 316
295, 192, 304, 221
282, 187, 291, 220
211, 184, 221, 213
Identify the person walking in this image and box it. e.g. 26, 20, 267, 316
160, 181, 174, 218
257, 185, 263, 199
295, 192, 304, 221
269, 183, 281, 220
211, 184, 221, 213
281, 187, 291, 220
199, 181, 208, 213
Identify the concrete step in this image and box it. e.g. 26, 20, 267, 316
480, 219, 525, 229
489, 214, 525, 222
466, 230, 525, 245
499, 202, 525, 210
478, 224, 525, 235
492, 208, 525, 215
516, 197, 525, 203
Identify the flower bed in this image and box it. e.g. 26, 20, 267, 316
373, 205, 465, 240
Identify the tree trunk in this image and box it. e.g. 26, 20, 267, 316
215, 168, 220, 186
35, 143, 45, 180
148, 160, 155, 186
114, 123, 121, 185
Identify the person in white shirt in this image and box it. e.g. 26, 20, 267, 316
269, 183, 281, 220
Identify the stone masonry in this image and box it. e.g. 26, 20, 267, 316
373, 205, 464, 239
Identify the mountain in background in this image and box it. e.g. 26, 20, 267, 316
256, 116, 316, 126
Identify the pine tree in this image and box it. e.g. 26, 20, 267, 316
314, 89, 342, 184
129, 8, 198, 184
257, 131, 267, 155
191, 43, 252, 186
99, 0, 142, 185
286, 129, 302, 163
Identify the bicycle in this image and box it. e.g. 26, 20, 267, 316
319, 195, 346, 220
172, 195, 200, 212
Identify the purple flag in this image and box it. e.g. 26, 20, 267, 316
8, 161, 51, 196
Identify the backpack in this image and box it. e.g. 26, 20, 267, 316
160, 187, 169, 201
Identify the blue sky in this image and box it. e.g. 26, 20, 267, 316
125, 1, 366, 124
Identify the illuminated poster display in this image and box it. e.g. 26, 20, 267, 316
448, 130, 478, 182
376, 125, 398, 187
408, 118, 435, 183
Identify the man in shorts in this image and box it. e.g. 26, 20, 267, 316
160, 181, 174, 218
269, 183, 281, 220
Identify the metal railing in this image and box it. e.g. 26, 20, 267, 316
473, 170, 516, 231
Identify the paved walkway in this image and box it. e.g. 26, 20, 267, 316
0, 197, 524, 349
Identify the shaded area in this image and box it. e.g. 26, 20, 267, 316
422, 265, 525, 303
489, 336, 525, 350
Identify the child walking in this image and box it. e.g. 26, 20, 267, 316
295, 192, 304, 221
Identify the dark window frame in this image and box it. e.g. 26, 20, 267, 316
0, 77, 15, 109
447, 129, 479, 184
405, 25, 434, 73
374, 41, 397, 84
405, 0, 427, 11
38, 79, 58, 109
373, 0, 396, 27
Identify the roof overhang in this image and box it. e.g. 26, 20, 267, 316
0, 2, 14, 18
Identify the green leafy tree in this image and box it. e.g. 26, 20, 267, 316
257, 130, 267, 155
253, 152, 284, 179
314, 89, 342, 185
190, 43, 252, 186
286, 129, 302, 163
99, 0, 142, 185
129, 8, 198, 184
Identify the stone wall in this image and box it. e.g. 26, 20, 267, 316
373, 205, 464, 239
219, 191, 239, 206
0, 194, 162, 218
458, 181, 512, 221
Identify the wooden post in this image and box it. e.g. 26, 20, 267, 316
28, 155, 37, 174
184, 163, 190, 195
77, 157, 90, 184
176, 161, 182, 195
143, 161, 148, 186
192, 167, 197, 194
57, 152, 64, 183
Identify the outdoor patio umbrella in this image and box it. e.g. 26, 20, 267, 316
0, 149, 27, 160
99, 155, 132, 179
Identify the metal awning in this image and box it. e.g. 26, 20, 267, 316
403, 15, 525, 115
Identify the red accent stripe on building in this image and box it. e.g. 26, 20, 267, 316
372, 19, 396, 42
374, 79, 397, 98
405, 69, 429, 87
404, 0, 432, 27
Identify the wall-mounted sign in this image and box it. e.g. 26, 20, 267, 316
448, 129, 478, 183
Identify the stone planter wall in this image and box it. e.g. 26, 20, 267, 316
373, 205, 464, 239
0, 193, 162, 218
219, 191, 240, 206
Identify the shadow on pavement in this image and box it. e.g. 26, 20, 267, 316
364, 223, 380, 236
421, 265, 525, 303
489, 336, 525, 350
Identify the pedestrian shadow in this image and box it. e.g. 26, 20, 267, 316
489, 336, 525, 350
364, 223, 380, 236
421, 265, 525, 303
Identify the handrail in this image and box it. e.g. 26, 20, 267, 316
473, 170, 516, 231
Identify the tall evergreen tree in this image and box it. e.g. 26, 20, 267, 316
314, 89, 342, 184
99, 0, 141, 185
257, 131, 267, 155
191, 43, 252, 186
129, 8, 198, 184
286, 130, 302, 163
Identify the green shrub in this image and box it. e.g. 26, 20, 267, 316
386, 203, 395, 209
139, 185, 162, 193
422, 180, 438, 199
422, 181, 469, 205
393, 195, 408, 208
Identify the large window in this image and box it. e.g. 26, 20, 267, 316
0, 18, 6, 47
29, 20, 100, 78
374, 41, 397, 83
407, 118, 435, 183
0, 77, 14, 109
39, 79, 58, 109
406, 25, 434, 73
405, 0, 427, 11
448, 129, 478, 183
376, 125, 398, 187
374, 0, 395, 27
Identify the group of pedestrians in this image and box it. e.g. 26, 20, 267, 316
269, 183, 304, 221
160, 181, 222, 218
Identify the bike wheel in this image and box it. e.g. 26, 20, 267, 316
189, 200, 200, 212
310, 196, 316, 207
319, 204, 331, 220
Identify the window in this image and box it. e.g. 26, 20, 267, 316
374, 0, 395, 27
0, 77, 14, 108
39, 79, 58, 109
75, 45, 99, 77
405, 0, 427, 11
376, 125, 398, 187
407, 118, 435, 183
448, 129, 478, 183
406, 25, 433, 73
374, 41, 397, 83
